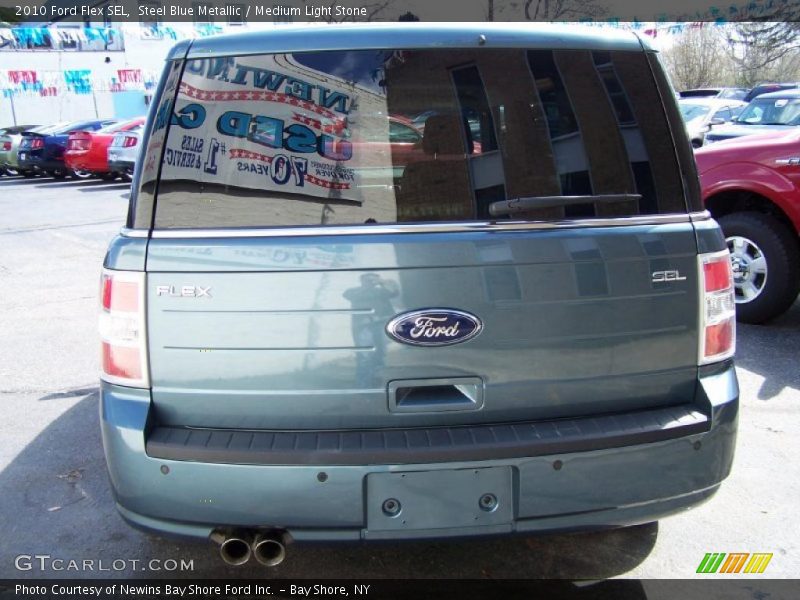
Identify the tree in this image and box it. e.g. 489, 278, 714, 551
522, 0, 607, 20
486, 0, 607, 21
725, 23, 800, 86
661, 26, 730, 91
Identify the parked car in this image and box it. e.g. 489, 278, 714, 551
17, 118, 118, 179
680, 87, 749, 101
100, 24, 738, 567
678, 97, 746, 147
696, 129, 800, 322
64, 117, 145, 180
743, 82, 799, 102
106, 123, 144, 180
0, 124, 42, 176
704, 89, 800, 145
343, 114, 481, 181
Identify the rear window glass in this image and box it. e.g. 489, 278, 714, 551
151, 48, 688, 229
737, 97, 800, 126
101, 119, 141, 134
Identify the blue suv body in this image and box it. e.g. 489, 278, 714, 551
99, 23, 738, 561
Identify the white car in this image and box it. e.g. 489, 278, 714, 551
678, 97, 746, 148
107, 124, 142, 180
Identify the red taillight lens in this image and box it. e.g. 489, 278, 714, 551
102, 342, 142, 380
699, 251, 736, 364
1, 141, 10, 151
30, 138, 44, 149
68, 133, 91, 151
99, 270, 148, 387
122, 136, 138, 148
705, 319, 735, 359
703, 256, 732, 293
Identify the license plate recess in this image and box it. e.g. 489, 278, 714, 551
366, 466, 513, 532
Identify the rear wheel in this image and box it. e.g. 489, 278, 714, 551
719, 212, 800, 323
71, 169, 93, 180
5, 168, 19, 176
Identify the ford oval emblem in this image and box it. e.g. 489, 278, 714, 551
386, 309, 483, 347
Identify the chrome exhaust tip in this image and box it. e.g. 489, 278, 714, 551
210, 531, 252, 566
252, 532, 287, 567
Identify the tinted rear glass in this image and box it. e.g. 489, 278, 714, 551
152, 48, 688, 229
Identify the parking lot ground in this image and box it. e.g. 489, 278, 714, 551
0, 174, 798, 579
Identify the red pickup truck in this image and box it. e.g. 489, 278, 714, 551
695, 130, 800, 322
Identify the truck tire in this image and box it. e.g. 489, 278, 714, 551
719, 212, 800, 323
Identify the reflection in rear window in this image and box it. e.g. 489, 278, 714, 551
152, 48, 688, 229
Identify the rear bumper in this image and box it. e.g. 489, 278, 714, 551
101, 362, 738, 542
108, 159, 135, 174
18, 155, 62, 173
65, 152, 106, 173
0, 151, 15, 168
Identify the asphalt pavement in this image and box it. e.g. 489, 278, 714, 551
0, 174, 797, 581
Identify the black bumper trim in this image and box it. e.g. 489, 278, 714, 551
146, 405, 709, 466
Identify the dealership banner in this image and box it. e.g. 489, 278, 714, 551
0, 69, 160, 96
160, 54, 390, 203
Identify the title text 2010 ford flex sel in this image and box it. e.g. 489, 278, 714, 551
100, 23, 739, 566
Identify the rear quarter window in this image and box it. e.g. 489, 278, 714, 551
148, 47, 692, 230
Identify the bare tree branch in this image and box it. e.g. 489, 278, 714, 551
725, 22, 800, 83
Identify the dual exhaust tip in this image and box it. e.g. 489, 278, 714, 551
211, 530, 288, 567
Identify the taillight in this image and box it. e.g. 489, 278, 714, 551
699, 251, 736, 364
30, 138, 44, 150
122, 136, 138, 148
68, 133, 91, 151
99, 269, 148, 387
1, 141, 10, 151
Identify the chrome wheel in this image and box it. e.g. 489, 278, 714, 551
727, 235, 767, 304
71, 169, 92, 179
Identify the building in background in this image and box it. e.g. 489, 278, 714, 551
0, 0, 294, 126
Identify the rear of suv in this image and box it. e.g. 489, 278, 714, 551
100, 24, 738, 566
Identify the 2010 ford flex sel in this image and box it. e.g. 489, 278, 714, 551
100, 23, 739, 566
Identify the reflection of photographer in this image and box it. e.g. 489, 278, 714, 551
343, 273, 398, 385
